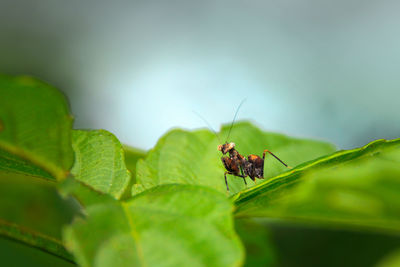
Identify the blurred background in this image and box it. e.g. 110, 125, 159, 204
2, 2, 400, 266
1, 0, 400, 150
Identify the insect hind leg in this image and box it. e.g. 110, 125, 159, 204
263, 149, 291, 169
239, 166, 247, 186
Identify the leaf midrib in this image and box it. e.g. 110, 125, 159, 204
121, 202, 146, 267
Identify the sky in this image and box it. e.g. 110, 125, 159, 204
1, 0, 399, 150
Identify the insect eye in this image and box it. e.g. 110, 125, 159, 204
217, 145, 222, 151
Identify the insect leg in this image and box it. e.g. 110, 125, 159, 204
263, 149, 291, 168
224, 172, 230, 191
239, 166, 247, 186
224, 171, 247, 191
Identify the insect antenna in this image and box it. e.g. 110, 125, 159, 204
225, 98, 246, 143
193, 111, 222, 144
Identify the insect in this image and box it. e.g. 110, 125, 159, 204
218, 142, 290, 191
217, 100, 291, 191
194, 100, 291, 191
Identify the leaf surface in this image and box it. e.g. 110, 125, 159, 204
377, 248, 400, 267
0, 237, 76, 267
71, 130, 131, 200
0, 149, 53, 180
234, 218, 276, 266
63, 183, 244, 267
0, 171, 78, 240
0, 219, 73, 262
233, 139, 400, 232
0, 75, 73, 180
123, 145, 146, 179
0, 171, 79, 263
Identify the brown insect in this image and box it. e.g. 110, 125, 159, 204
218, 141, 290, 191
195, 99, 290, 191
217, 100, 291, 191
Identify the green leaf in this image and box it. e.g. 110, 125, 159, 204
263, 220, 400, 266
123, 145, 146, 179
135, 121, 336, 195
71, 130, 131, 200
121, 145, 146, 199
63, 182, 244, 267
0, 237, 76, 267
0, 171, 79, 240
234, 218, 276, 266
0, 219, 73, 263
0, 171, 79, 263
377, 248, 400, 267
234, 138, 400, 232
0, 149, 53, 180
0, 75, 73, 180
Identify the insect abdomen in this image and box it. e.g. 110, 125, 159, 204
247, 154, 264, 179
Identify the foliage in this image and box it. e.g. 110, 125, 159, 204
135, 122, 335, 195
1, 74, 400, 266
